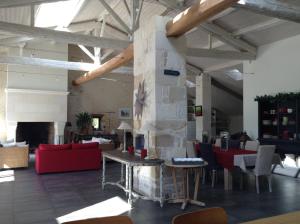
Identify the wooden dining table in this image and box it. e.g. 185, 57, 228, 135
240, 210, 300, 223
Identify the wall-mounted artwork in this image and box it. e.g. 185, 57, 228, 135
134, 80, 146, 119
195, 105, 203, 116
119, 108, 132, 119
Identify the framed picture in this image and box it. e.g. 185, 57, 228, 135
119, 108, 132, 119
195, 105, 202, 116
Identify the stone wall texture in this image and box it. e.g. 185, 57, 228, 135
133, 16, 187, 198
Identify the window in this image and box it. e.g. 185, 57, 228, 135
92, 114, 103, 131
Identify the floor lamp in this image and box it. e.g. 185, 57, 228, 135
117, 121, 132, 153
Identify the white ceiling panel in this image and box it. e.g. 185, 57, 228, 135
0, 6, 31, 26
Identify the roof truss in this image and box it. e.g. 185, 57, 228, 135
0, 21, 131, 49
0, 55, 133, 74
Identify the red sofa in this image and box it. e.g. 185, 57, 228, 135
35, 142, 101, 174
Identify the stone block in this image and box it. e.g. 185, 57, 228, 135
155, 134, 174, 147
169, 87, 186, 103
155, 120, 186, 131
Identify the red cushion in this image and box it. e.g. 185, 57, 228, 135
72, 142, 99, 150
39, 144, 71, 150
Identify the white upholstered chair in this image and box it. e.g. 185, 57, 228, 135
244, 140, 260, 151
186, 140, 196, 158
242, 145, 276, 194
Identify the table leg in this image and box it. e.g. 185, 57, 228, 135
125, 164, 129, 196
224, 168, 233, 190
160, 164, 164, 207
193, 170, 200, 200
102, 156, 106, 190
172, 168, 178, 198
128, 165, 133, 206
121, 163, 124, 183
181, 169, 188, 210
186, 169, 189, 199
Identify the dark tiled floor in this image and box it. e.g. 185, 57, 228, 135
1, 158, 300, 224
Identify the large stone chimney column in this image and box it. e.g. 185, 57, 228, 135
133, 16, 187, 198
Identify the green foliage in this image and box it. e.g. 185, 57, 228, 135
254, 92, 300, 102
75, 112, 92, 131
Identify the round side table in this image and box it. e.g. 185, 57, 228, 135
165, 160, 207, 210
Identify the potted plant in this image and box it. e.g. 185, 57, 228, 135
76, 112, 93, 134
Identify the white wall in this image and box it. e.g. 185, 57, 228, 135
229, 115, 243, 134
212, 85, 243, 116
5, 41, 68, 123
4, 41, 68, 142
7, 42, 68, 91
244, 34, 300, 139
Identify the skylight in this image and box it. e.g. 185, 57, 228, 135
35, 0, 85, 28
225, 69, 243, 81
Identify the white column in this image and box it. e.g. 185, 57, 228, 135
54, 122, 65, 144
196, 74, 212, 141
6, 121, 17, 141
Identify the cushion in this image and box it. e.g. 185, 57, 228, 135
39, 144, 72, 151
16, 141, 26, 147
72, 142, 99, 150
92, 137, 112, 144
82, 139, 94, 144
4, 139, 14, 143
17, 144, 29, 148
2, 142, 16, 147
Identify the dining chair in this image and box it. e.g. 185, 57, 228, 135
244, 140, 260, 151
172, 207, 228, 224
62, 216, 133, 224
186, 140, 197, 158
199, 143, 221, 187
241, 145, 276, 194
215, 138, 221, 147
228, 139, 241, 149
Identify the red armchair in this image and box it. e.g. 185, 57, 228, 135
35, 143, 101, 174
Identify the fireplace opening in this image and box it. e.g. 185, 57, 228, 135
16, 122, 54, 150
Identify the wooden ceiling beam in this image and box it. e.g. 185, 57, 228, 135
73, 0, 239, 85
166, 0, 238, 37
72, 44, 133, 85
